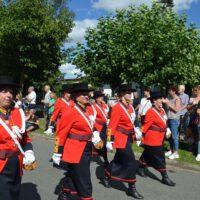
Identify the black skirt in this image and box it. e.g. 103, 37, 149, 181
0, 156, 21, 200
62, 142, 93, 200
139, 145, 166, 172
105, 137, 137, 183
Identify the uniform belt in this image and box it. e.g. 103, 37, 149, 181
0, 150, 20, 160
68, 133, 92, 141
96, 119, 106, 126
116, 126, 134, 135
149, 125, 167, 132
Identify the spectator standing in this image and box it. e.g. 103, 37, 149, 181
178, 85, 189, 140
15, 93, 22, 109
196, 102, 200, 161
138, 87, 152, 125
44, 92, 57, 135
133, 91, 140, 127
41, 85, 51, 130
188, 86, 200, 161
26, 86, 37, 109
164, 86, 181, 160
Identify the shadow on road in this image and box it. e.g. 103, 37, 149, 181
95, 165, 127, 192
20, 183, 41, 200
54, 176, 66, 195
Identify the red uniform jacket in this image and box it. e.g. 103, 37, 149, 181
51, 98, 70, 122
93, 103, 108, 132
0, 108, 32, 175
108, 102, 135, 149
142, 107, 167, 146
50, 98, 72, 128
55, 103, 95, 163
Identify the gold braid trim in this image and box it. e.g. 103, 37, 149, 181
54, 137, 59, 153
107, 129, 112, 142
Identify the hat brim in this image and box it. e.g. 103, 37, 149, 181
93, 94, 105, 99
116, 89, 135, 93
71, 89, 93, 93
0, 83, 20, 90
148, 95, 164, 100
61, 89, 72, 93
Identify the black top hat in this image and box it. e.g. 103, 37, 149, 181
148, 91, 164, 101
71, 83, 93, 93
61, 84, 73, 92
0, 76, 20, 89
93, 91, 105, 99
115, 84, 135, 93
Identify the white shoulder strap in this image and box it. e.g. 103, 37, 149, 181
74, 105, 93, 130
152, 108, 167, 125
61, 98, 70, 106
95, 103, 108, 121
19, 108, 26, 133
119, 103, 134, 125
0, 118, 25, 155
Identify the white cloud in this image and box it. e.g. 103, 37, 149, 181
69, 19, 98, 43
92, 0, 199, 11
92, 0, 137, 11
59, 63, 84, 79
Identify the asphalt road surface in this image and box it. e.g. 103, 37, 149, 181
20, 135, 200, 200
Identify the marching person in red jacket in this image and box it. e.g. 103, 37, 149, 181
0, 76, 36, 200
52, 83, 100, 200
138, 91, 175, 187
45, 84, 73, 135
103, 84, 143, 199
92, 90, 109, 166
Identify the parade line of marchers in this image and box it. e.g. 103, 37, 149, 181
0, 75, 178, 200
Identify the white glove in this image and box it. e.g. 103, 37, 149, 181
134, 127, 142, 140
106, 141, 114, 152
166, 128, 172, 139
92, 131, 101, 145
12, 126, 23, 139
52, 153, 62, 165
44, 126, 54, 135
23, 150, 35, 165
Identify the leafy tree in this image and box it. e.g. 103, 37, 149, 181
72, 3, 200, 89
0, 0, 74, 90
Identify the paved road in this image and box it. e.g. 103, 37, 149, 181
20, 136, 200, 200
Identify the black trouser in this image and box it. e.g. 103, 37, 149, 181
0, 156, 21, 200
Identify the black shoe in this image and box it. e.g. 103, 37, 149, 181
127, 187, 144, 199
102, 176, 111, 188
137, 167, 147, 178
162, 176, 176, 187
58, 191, 69, 200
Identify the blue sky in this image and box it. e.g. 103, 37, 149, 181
61, 0, 200, 79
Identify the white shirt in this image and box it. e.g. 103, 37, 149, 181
44, 90, 51, 104
27, 91, 36, 104
138, 97, 152, 116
